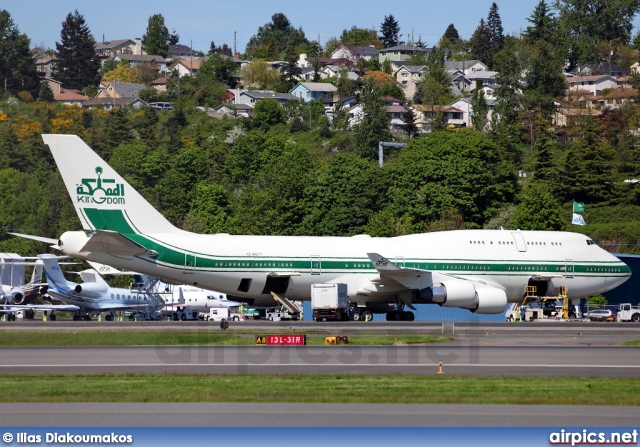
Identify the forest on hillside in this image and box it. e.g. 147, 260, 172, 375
1, 98, 640, 258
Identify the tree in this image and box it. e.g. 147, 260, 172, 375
470, 88, 488, 131
142, 14, 169, 58
489, 48, 523, 162
532, 118, 560, 187
37, 82, 54, 102
245, 13, 309, 59
401, 108, 417, 137
354, 77, 391, 160
487, 2, 505, 64
443, 24, 460, 45
339, 26, 380, 47
470, 19, 493, 67
0, 10, 39, 97
53, 10, 100, 89
557, 0, 640, 66
380, 14, 400, 48
280, 52, 301, 90
240, 60, 280, 89
169, 28, 180, 45
511, 184, 564, 231
385, 129, 518, 229
253, 98, 286, 128
523, 0, 556, 43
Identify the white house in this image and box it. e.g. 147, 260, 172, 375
567, 75, 618, 96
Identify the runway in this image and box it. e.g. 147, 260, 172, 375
1, 343, 639, 377
1, 321, 638, 427
1, 402, 639, 427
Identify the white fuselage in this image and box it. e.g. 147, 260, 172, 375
59, 229, 630, 308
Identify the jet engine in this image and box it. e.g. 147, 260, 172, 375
73, 282, 109, 298
8, 288, 25, 304
416, 281, 507, 314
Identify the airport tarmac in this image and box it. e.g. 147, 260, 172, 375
0, 321, 638, 427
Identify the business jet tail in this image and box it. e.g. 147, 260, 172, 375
41, 134, 177, 235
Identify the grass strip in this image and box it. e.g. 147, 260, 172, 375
0, 374, 637, 405
0, 330, 452, 346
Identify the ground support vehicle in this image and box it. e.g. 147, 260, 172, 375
312, 283, 350, 322
616, 303, 640, 322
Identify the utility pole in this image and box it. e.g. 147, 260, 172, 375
234, 31, 236, 56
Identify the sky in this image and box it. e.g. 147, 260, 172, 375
6, 0, 640, 55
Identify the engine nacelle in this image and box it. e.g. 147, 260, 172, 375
73, 282, 108, 298
417, 281, 477, 309
470, 287, 508, 314
9, 288, 25, 304
417, 281, 508, 314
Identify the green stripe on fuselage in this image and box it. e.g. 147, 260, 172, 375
80, 209, 631, 276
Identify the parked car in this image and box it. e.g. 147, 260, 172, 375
585, 309, 616, 322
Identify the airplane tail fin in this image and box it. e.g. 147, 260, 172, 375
42, 134, 178, 235
37, 254, 71, 293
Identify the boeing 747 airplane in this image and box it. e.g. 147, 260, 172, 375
14, 134, 631, 320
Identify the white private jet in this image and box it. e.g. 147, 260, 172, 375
84, 261, 242, 313
37, 254, 164, 320
13, 134, 632, 321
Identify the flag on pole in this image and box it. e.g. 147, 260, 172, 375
573, 201, 586, 213
572, 213, 586, 225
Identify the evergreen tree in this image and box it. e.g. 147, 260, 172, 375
354, 77, 391, 160
245, 13, 309, 59
557, 0, 640, 65
103, 107, 132, 159
470, 87, 488, 131
511, 184, 564, 231
168, 28, 180, 45
524, 39, 566, 117
37, 82, 55, 102
532, 118, 558, 186
380, 14, 400, 48
489, 48, 522, 164
560, 117, 615, 203
487, 2, 504, 65
53, 10, 100, 89
523, 0, 556, 43
401, 108, 417, 137
0, 10, 40, 97
470, 19, 492, 67
142, 14, 170, 58
443, 23, 460, 44
280, 52, 301, 90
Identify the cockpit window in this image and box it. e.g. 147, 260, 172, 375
586, 239, 598, 246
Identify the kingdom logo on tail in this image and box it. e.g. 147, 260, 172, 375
76, 166, 125, 205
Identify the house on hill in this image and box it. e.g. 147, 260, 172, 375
95, 39, 142, 58
97, 81, 146, 100
378, 45, 430, 63
290, 82, 337, 102
331, 45, 379, 63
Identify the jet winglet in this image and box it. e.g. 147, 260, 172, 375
367, 253, 402, 271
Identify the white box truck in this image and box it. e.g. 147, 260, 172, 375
312, 283, 349, 322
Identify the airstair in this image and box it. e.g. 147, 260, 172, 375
270, 291, 302, 319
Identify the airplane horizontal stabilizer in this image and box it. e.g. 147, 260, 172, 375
9, 232, 60, 248
79, 230, 158, 257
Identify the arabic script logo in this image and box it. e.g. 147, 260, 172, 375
76, 166, 125, 205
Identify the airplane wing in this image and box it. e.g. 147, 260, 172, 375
77, 230, 158, 257
366, 253, 435, 290
1, 304, 80, 312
